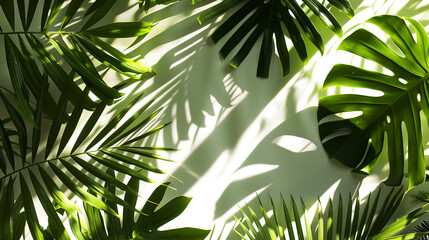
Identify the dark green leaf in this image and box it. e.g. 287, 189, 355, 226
71, 156, 139, 197
32, 73, 47, 162
0, 90, 28, 168
49, 36, 123, 104
287, 0, 324, 54
99, 100, 157, 148
29, 171, 71, 240
273, 19, 289, 76
17, 36, 59, 120
4, 35, 37, 127
328, 0, 354, 17
85, 93, 144, 151
17, 0, 26, 30
72, 102, 106, 153
209, 0, 259, 43
0, 177, 14, 240
83, 199, 108, 239
60, 159, 143, 215
25, 34, 97, 110
104, 168, 122, 238
41, 0, 53, 31
25, 0, 39, 30
135, 228, 210, 239
48, 162, 120, 218
45, 73, 72, 159
12, 211, 26, 240
257, 26, 273, 78
20, 174, 44, 240
0, 148, 6, 174
142, 196, 192, 230
76, 34, 152, 74
304, 0, 342, 36
0, 0, 15, 29
57, 88, 90, 157
88, 154, 156, 183
0, 105, 15, 169
123, 177, 139, 237
101, 150, 166, 174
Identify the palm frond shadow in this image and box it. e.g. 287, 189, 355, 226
212, 107, 366, 221
123, 0, 366, 153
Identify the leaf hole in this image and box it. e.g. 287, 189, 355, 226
386, 115, 391, 123
399, 78, 408, 84
417, 93, 421, 102
335, 111, 363, 119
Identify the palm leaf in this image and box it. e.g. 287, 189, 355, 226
0, 0, 153, 125
0, 89, 175, 239
196, 0, 354, 78
318, 15, 429, 189
233, 188, 427, 240
64, 179, 210, 239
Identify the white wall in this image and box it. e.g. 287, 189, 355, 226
112, 0, 429, 238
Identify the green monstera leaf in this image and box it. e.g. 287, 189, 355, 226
196, 0, 354, 78
318, 15, 429, 189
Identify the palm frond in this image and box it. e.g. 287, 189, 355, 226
0, 89, 175, 239
196, 0, 354, 78
0, 0, 154, 124
233, 188, 428, 240
58, 179, 211, 239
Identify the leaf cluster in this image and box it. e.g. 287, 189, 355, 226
196, 0, 354, 78
234, 188, 429, 240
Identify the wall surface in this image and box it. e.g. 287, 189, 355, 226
109, 0, 429, 239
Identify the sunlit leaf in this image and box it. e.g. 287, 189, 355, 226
318, 15, 429, 188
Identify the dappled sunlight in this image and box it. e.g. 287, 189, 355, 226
273, 135, 317, 153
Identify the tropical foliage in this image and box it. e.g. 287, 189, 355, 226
233, 188, 429, 240
2, 0, 429, 239
0, 0, 209, 239
195, 0, 354, 78
318, 15, 429, 189
67, 179, 210, 239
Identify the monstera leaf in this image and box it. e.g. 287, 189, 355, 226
0, 88, 175, 239
233, 188, 428, 240
318, 15, 429, 189
64, 179, 210, 240
0, 0, 153, 125
196, 0, 354, 78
